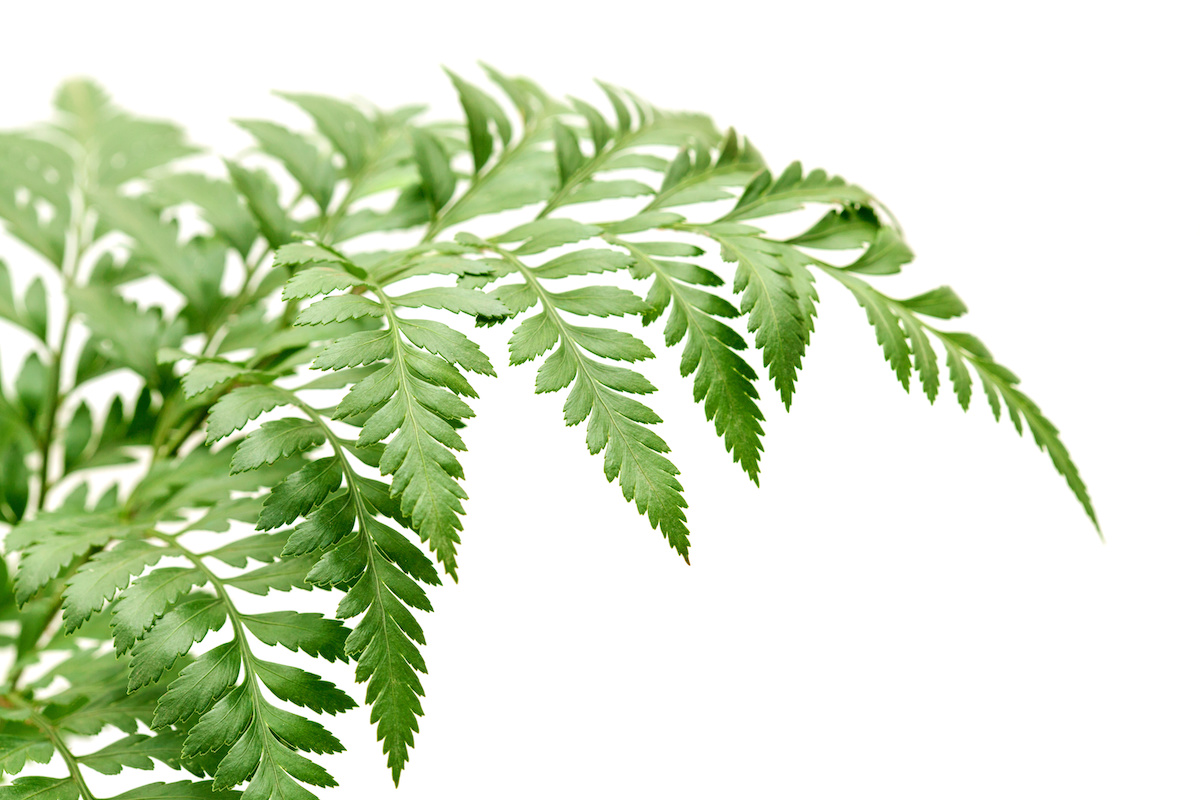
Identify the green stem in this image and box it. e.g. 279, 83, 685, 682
8, 696, 98, 800
282, 390, 416, 646
283, 393, 375, 533
33, 349, 64, 511
319, 175, 364, 243
32, 142, 94, 511
151, 240, 281, 463
153, 532, 275, 724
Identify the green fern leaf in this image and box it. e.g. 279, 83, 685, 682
276, 92, 374, 174
241, 612, 349, 662
14, 526, 115, 606
822, 267, 912, 391
230, 419, 326, 474
108, 781, 241, 800
222, 555, 321, 596
0, 74, 1101, 800
77, 731, 185, 774
206, 385, 288, 445
62, 540, 163, 633
111, 567, 204, 655
616, 237, 765, 481
128, 596, 225, 691
152, 172, 258, 257
0, 737, 54, 775
234, 119, 337, 210
152, 642, 241, 728
843, 226, 914, 276
488, 240, 690, 559
702, 226, 817, 409
252, 658, 356, 715
0, 776, 78, 800
257, 457, 343, 530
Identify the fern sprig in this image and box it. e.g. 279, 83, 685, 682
607, 234, 766, 483
249, 392, 439, 785
479, 239, 692, 559
1, 69, 1099, 797
154, 534, 349, 800
813, 263, 1099, 531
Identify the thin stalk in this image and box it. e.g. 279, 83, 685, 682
6, 696, 99, 800
153, 532, 279, 758
32, 140, 93, 510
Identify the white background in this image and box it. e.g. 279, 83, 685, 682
2, 1, 1198, 797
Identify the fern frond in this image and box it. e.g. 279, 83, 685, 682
0, 71, 1100, 798
611, 234, 765, 482
478, 236, 691, 559
812, 262, 1099, 532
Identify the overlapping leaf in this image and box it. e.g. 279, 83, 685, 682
476, 235, 691, 558
0, 69, 1099, 800
615, 235, 766, 481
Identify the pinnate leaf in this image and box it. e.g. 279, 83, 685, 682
62, 540, 163, 633
230, 419, 326, 474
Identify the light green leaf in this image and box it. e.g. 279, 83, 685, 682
277, 92, 374, 173
410, 128, 455, 211
622, 241, 765, 481
388, 287, 509, 316
107, 781, 240, 800
843, 226, 913, 275
153, 172, 258, 256
552, 121, 583, 185
62, 540, 163, 633
533, 248, 631, 279
294, 295, 382, 326
225, 160, 295, 249
78, 732, 184, 774
206, 385, 288, 444
235, 119, 336, 210
0, 776, 78, 800
230, 419, 326, 474
495, 218, 601, 255
822, 268, 911, 391
181, 361, 246, 399
0, 736, 54, 775
281, 267, 365, 301
714, 232, 817, 409
446, 70, 508, 174
257, 457, 343, 530
223, 555, 320, 595
252, 658, 356, 714
788, 206, 880, 250
898, 285, 968, 319
561, 179, 655, 206
15, 527, 114, 606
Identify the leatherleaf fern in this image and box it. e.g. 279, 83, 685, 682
0, 68, 1097, 798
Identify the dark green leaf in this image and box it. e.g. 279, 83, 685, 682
242, 611, 349, 662
128, 597, 226, 691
